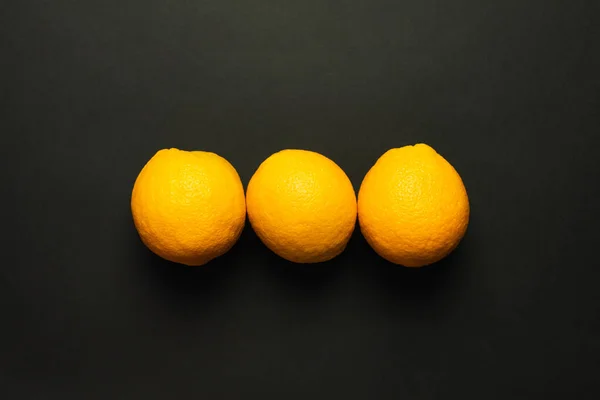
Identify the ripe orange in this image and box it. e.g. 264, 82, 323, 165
246, 150, 357, 263
131, 149, 246, 266
358, 144, 469, 267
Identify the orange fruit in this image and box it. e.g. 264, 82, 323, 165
131, 149, 246, 266
358, 144, 469, 267
246, 150, 357, 263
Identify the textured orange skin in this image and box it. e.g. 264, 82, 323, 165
131, 149, 246, 266
246, 149, 357, 263
358, 144, 469, 267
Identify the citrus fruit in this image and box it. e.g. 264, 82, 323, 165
131, 148, 246, 266
358, 144, 469, 267
246, 149, 357, 263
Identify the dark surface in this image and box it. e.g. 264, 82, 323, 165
2, 0, 600, 398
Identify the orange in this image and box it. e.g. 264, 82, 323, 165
246, 150, 357, 263
358, 144, 469, 267
131, 149, 246, 266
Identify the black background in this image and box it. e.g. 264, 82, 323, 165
2, 1, 600, 398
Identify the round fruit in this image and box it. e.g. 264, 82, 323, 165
246, 149, 357, 263
131, 149, 246, 266
358, 144, 469, 267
